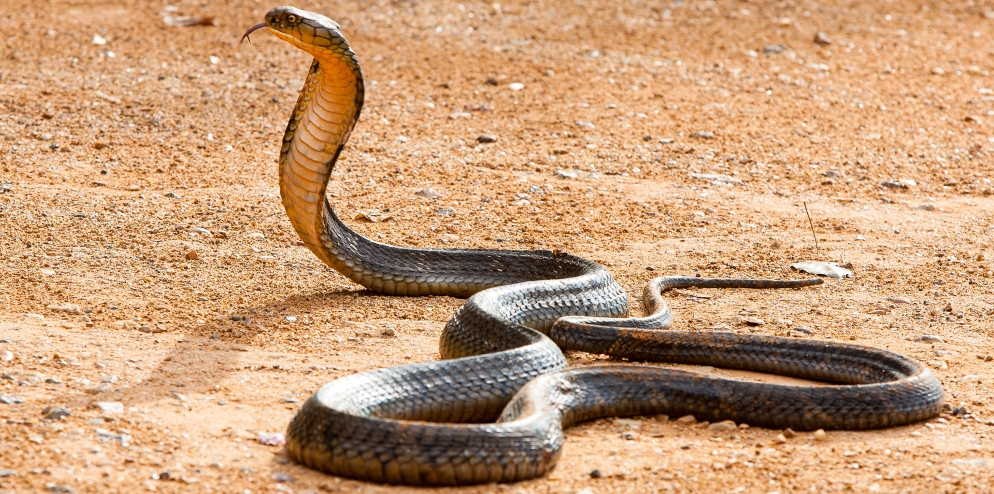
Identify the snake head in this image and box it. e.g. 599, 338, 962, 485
242, 6, 347, 58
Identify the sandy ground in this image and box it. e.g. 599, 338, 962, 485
2, 0, 994, 492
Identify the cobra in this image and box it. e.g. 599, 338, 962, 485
243, 7, 944, 486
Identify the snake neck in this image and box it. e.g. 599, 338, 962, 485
278, 51, 367, 270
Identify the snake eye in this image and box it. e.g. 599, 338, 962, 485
287, 15, 297, 23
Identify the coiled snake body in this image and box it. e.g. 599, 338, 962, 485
244, 7, 944, 486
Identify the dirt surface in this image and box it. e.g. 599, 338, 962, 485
2, 0, 994, 492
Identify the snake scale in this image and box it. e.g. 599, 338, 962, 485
243, 7, 944, 486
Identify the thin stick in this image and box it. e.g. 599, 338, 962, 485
803, 201, 819, 255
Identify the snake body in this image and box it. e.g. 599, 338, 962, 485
245, 7, 945, 486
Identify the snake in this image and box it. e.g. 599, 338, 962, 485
242, 6, 945, 486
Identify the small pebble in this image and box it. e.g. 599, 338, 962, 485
589, 469, 602, 479
165, 192, 180, 198
783, 428, 796, 438
2, 351, 12, 361
415, 188, 442, 199
0, 470, 16, 478
508, 82, 524, 91
556, 169, 579, 179
477, 134, 498, 143
792, 326, 814, 334
183, 249, 199, 261
814, 429, 827, 441
86, 384, 112, 395
93, 402, 124, 414
380, 328, 396, 337
439, 234, 459, 244
813, 31, 832, 45
690, 131, 715, 139
708, 420, 737, 433
273, 472, 293, 483
258, 431, 286, 446
774, 434, 788, 444
675, 415, 697, 425
575, 121, 595, 129
1, 394, 25, 404
47, 304, 82, 315
42, 406, 71, 420
45, 484, 75, 494
764, 44, 786, 54
916, 334, 944, 343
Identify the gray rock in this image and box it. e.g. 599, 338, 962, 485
916, 334, 944, 343
764, 44, 786, 54
0, 469, 16, 477
45, 484, 75, 493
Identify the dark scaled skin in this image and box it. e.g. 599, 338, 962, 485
247, 6, 946, 487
